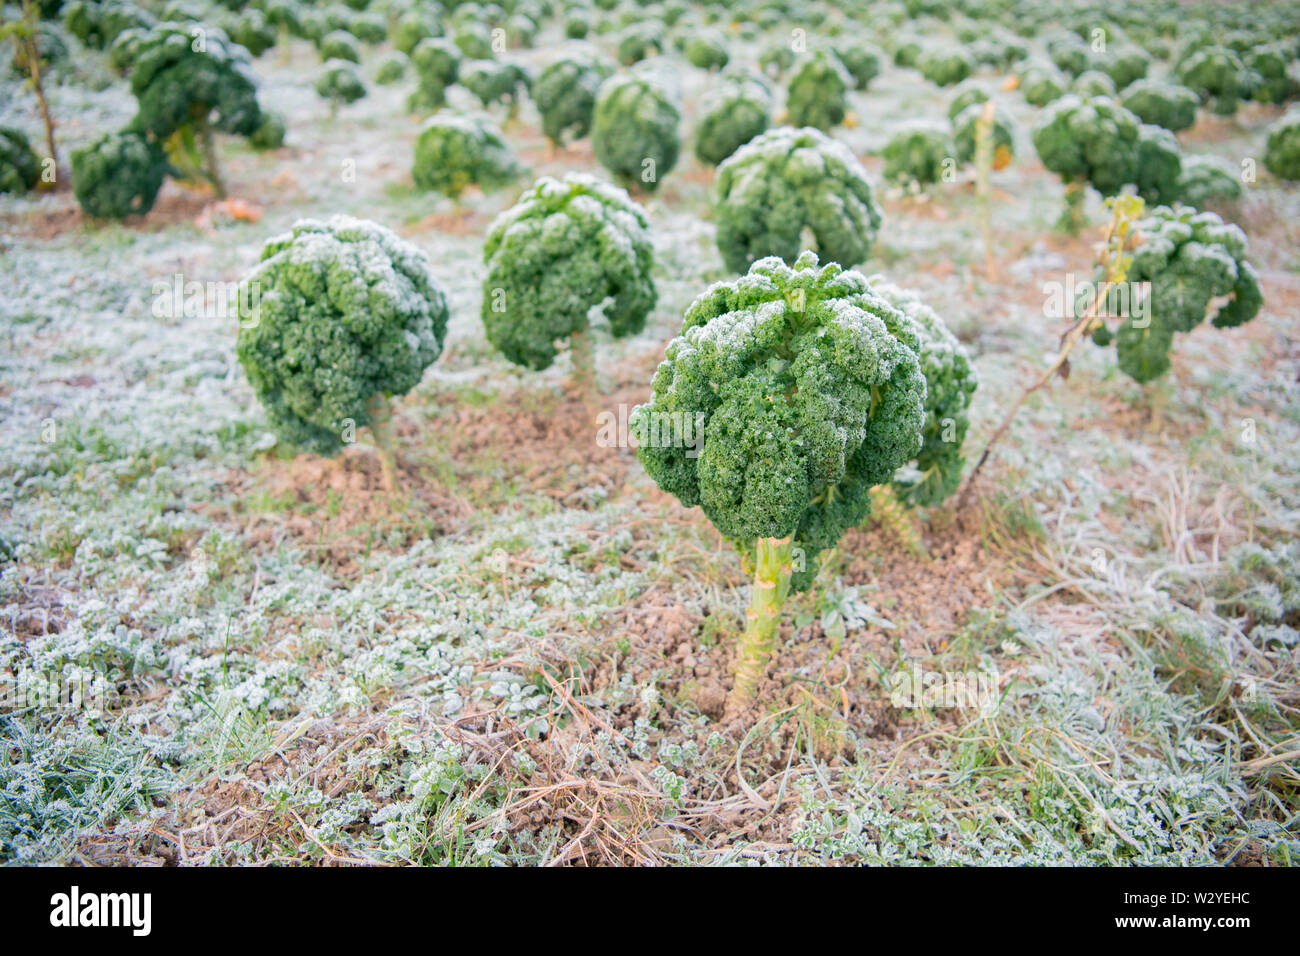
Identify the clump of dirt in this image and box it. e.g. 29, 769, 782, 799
5, 579, 72, 639
75, 714, 405, 866
1, 201, 84, 240
516, 141, 596, 166
680, 164, 716, 185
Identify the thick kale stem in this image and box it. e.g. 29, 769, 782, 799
569, 326, 596, 408
1058, 180, 1085, 235
18, 0, 60, 188
870, 485, 929, 559
199, 122, 227, 199
974, 101, 995, 280
727, 536, 793, 714
366, 393, 400, 494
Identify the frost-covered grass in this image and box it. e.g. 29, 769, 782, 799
1, 16, 1298, 866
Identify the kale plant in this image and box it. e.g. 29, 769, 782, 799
714, 125, 883, 275
235, 216, 449, 490
481, 173, 655, 383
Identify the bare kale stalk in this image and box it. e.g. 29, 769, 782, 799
4, 0, 60, 187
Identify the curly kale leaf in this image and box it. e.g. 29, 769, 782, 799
616, 23, 664, 66
865, 279, 977, 507
229, 8, 276, 58
1032, 94, 1142, 196
1046, 29, 1090, 77
317, 29, 360, 64
1018, 59, 1066, 107
919, 46, 974, 87
1174, 155, 1243, 206
1265, 107, 1300, 181
1121, 79, 1199, 133
1133, 123, 1183, 205
1101, 205, 1263, 382
759, 42, 794, 78
250, 108, 287, 150
1115, 315, 1175, 383
1176, 46, 1247, 116
533, 52, 611, 146
0, 127, 41, 196
883, 121, 952, 185
785, 51, 850, 131
684, 30, 729, 71
1096, 43, 1150, 90
413, 111, 520, 198
316, 59, 367, 106
393, 10, 442, 55
408, 37, 460, 111
460, 59, 531, 110
1246, 44, 1299, 105
834, 43, 882, 91
693, 70, 772, 167
591, 72, 680, 191
1073, 70, 1116, 99
64, 0, 155, 51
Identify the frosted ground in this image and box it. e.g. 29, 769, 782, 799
1, 19, 1298, 864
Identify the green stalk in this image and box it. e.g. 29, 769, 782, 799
974, 101, 995, 279
870, 485, 929, 560
569, 326, 596, 410
198, 122, 227, 198
727, 535, 794, 713
17, 1, 59, 189
366, 393, 400, 493
1059, 180, 1085, 235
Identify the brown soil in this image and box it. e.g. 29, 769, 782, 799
603, 501, 1007, 755
213, 347, 666, 577
216, 445, 467, 578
